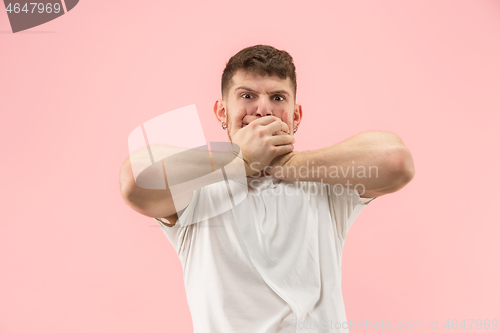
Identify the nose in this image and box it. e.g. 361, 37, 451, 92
254, 96, 273, 117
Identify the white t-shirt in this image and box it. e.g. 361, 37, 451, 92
155, 176, 374, 333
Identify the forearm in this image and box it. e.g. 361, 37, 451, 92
121, 143, 250, 208
274, 131, 414, 193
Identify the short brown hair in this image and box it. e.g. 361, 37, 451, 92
221, 45, 297, 101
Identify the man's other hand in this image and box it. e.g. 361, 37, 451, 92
229, 106, 295, 175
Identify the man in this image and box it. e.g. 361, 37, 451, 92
120, 45, 414, 332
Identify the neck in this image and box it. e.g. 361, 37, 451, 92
248, 170, 271, 178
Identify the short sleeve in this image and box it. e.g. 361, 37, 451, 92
152, 187, 203, 255
327, 185, 375, 240
152, 189, 197, 227
170, 180, 237, 227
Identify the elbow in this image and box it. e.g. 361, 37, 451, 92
387, 145, 415, 191
119, 156, 135, 202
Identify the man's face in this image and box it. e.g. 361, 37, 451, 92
222, 70, 300, 140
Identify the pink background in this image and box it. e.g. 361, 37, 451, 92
1, 0, 499, 332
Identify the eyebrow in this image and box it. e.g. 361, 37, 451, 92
234, 86, 290, 97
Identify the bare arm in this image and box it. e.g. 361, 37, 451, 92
120, 108, 294, 226
119, 145, 248, 226
267, 131, 415, 198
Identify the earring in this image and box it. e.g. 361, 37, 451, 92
294, 125, 298, 134
221, 121, 227, 130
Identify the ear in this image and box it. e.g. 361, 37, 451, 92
293, 103, 303, 128
214, 99, 227, 125
213, 99, 227, 123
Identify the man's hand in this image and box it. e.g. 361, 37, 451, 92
266, 149, 297, 179
262, 109, 297, 178
229, 106, 295, 176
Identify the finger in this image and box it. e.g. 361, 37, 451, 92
230, 106, 246, 134
281, 110, 292, 135
264, 118, 290, 135
270, 133, 295, 146
242, 115, 259, 127
273, 143, 295, 156
251, 115, 283, 127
